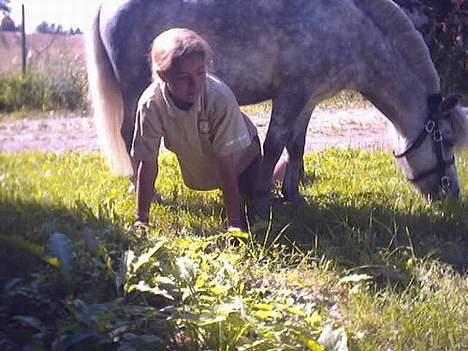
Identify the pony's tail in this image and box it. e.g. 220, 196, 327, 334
86, 6, 133, 177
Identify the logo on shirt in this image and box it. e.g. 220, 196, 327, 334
199, 120, 210, 134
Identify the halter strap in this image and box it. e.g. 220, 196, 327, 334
393, 119, 436, 158
394, 94, 444, 158
393, 94, 454, 190
427, 93, 443, 112
407, 156, 455, 183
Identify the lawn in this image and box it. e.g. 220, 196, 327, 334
0, 150, 467, 350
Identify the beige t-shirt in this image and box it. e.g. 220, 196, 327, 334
131, 74, 259, 190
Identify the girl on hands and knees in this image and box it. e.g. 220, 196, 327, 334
131, 28, 283, 232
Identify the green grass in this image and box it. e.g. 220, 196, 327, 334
0, 150, 467, 350
0, 54, 88, 118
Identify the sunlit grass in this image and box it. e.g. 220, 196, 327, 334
0, 150, 467, 350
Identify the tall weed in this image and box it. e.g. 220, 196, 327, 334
0, 54, 88, 113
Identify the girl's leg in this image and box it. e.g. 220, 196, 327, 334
272, 153, 288, 185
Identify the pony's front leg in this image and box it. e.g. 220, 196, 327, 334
282, 108, 313, 202
254, 90, 308, 216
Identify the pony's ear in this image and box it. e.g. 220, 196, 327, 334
439, 94, 463, 115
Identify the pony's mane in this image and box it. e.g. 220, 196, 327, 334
354, 0, 440, 94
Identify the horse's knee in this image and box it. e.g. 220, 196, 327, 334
287, 139, 304, 159
263, 142, 284, 166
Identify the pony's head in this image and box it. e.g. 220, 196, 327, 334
354, 0, 467, 200
393, 94, 467, 200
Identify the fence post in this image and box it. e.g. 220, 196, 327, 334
21, 3, 26, 75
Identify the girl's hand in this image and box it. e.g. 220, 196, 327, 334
228, 225, 243, 232
153, 192, 165, 204
132, 218, 151, 232
227, 217, 247, 233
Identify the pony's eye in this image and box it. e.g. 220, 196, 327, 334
445, 139, 455, 148
443, 134, 456, 147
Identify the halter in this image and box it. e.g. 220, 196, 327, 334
393, 94, 455, 191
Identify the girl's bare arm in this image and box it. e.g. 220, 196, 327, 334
217, 154, 243, 229
136, 160, 158, 223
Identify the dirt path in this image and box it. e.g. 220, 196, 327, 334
0, 107, 394, 154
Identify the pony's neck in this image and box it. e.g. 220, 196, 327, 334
362, 78, 436, 148
353, 0, 441, 146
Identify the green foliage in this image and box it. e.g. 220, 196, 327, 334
0, 0, 10, 12
397, 0, 468, 96
0, 151, 467, 350
0, 54, 88, 114
422, 0, 468, 95
0, 73, 49, 111
47, 232, 76, 284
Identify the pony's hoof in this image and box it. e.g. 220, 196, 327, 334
270, 196, 308, 218
281, 190, 307, 204
288, 195, 308, 207
153, 192, 165, 204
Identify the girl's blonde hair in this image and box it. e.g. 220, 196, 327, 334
150, 28, 213, 80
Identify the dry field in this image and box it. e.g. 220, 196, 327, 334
0, 107, 393, 154
0, 31, 85, 75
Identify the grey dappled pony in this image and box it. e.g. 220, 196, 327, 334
87, 0, 468, 203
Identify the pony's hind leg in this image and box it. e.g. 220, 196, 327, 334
282, 108, 313, 202
121, 94, 139, 152
120, 85, 147, 176
255, 88, 308, 215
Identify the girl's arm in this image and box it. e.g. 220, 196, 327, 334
136, 160, 158, 223
217, 154, 243, 230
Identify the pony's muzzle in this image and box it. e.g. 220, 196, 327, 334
429, 176, 460, 201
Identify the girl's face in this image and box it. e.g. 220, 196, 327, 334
160, 53, 206, 105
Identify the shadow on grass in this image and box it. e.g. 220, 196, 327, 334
0, 197, 139, 350
149, 190, 468, 277
262, 198, 468, 275
0, 197, 129, 290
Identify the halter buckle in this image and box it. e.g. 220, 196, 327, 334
425, 120, 436, 133
441, 176, 450, 190
432, 130, 443, 142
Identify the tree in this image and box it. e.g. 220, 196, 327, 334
0, 0, 11, 13
0, 13, 15, 31
395, 0, 468, 95
1, 0, 15, 32
36, 20, 52, 33
67, 27, 83, 35
36, 21, 65, 34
